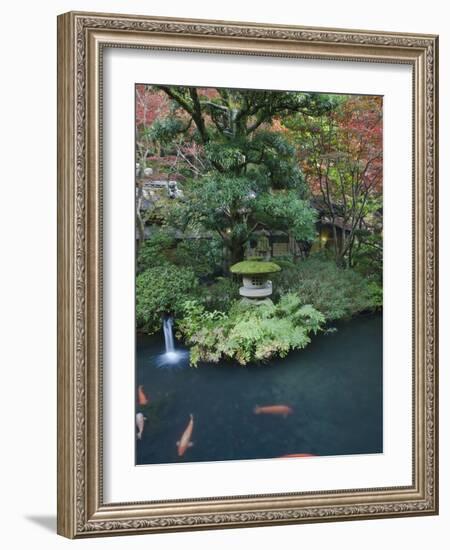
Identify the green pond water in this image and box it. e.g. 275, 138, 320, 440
136, 312, 382, 465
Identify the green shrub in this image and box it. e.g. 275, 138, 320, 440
136, 264, 199, 333
173, 237, 223, 277
199, 277, 240, 312
273, 257, 378, 321
367, 280, 383, 308
177, 294, 325, 366
136, 230, 175, 273
352, 232, 383, 285
269, 255, 296, 270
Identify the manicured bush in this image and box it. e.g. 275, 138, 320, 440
136, 264, 199, 333
177, 294, 325, 366
273, 257, 378, 321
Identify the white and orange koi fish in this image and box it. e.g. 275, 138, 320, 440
177, 414, 194, 457
136, 412, 147, 440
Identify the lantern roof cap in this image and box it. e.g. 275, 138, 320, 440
230, 260, 281, 275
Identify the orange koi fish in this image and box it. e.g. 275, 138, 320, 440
254, 405, 293, 417
138, 385, 149, 406
281, 454, 315, 458
177, 414, 194, 457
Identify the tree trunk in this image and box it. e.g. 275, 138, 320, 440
230, 242, 245, 266
222, 238, 245, 275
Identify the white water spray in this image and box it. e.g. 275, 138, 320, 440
159, 316, 186, 365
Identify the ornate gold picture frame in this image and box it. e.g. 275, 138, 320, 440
57, 11, 438, 538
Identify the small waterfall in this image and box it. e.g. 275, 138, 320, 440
156, 316, 189, 367
163, 317, 175, 354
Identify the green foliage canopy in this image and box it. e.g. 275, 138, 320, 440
146, 86, 335, 263
173, 237, 223, 278
170, 174, 317, 265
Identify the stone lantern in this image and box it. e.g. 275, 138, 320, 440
230, 260, 281, 304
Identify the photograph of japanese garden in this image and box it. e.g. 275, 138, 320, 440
135, 84, 383, 466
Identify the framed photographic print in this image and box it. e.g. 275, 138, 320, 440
57, 11, 439, 538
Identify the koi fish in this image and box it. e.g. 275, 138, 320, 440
281, 454, 315, 458
136, 412, 146, 440
177, 414, 194, 457
254, 405, 293, 417
138, 385, 149, 406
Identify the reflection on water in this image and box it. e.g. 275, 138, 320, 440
136, 313, 383, 465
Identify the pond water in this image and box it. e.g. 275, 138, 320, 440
136, 313, 382, 465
